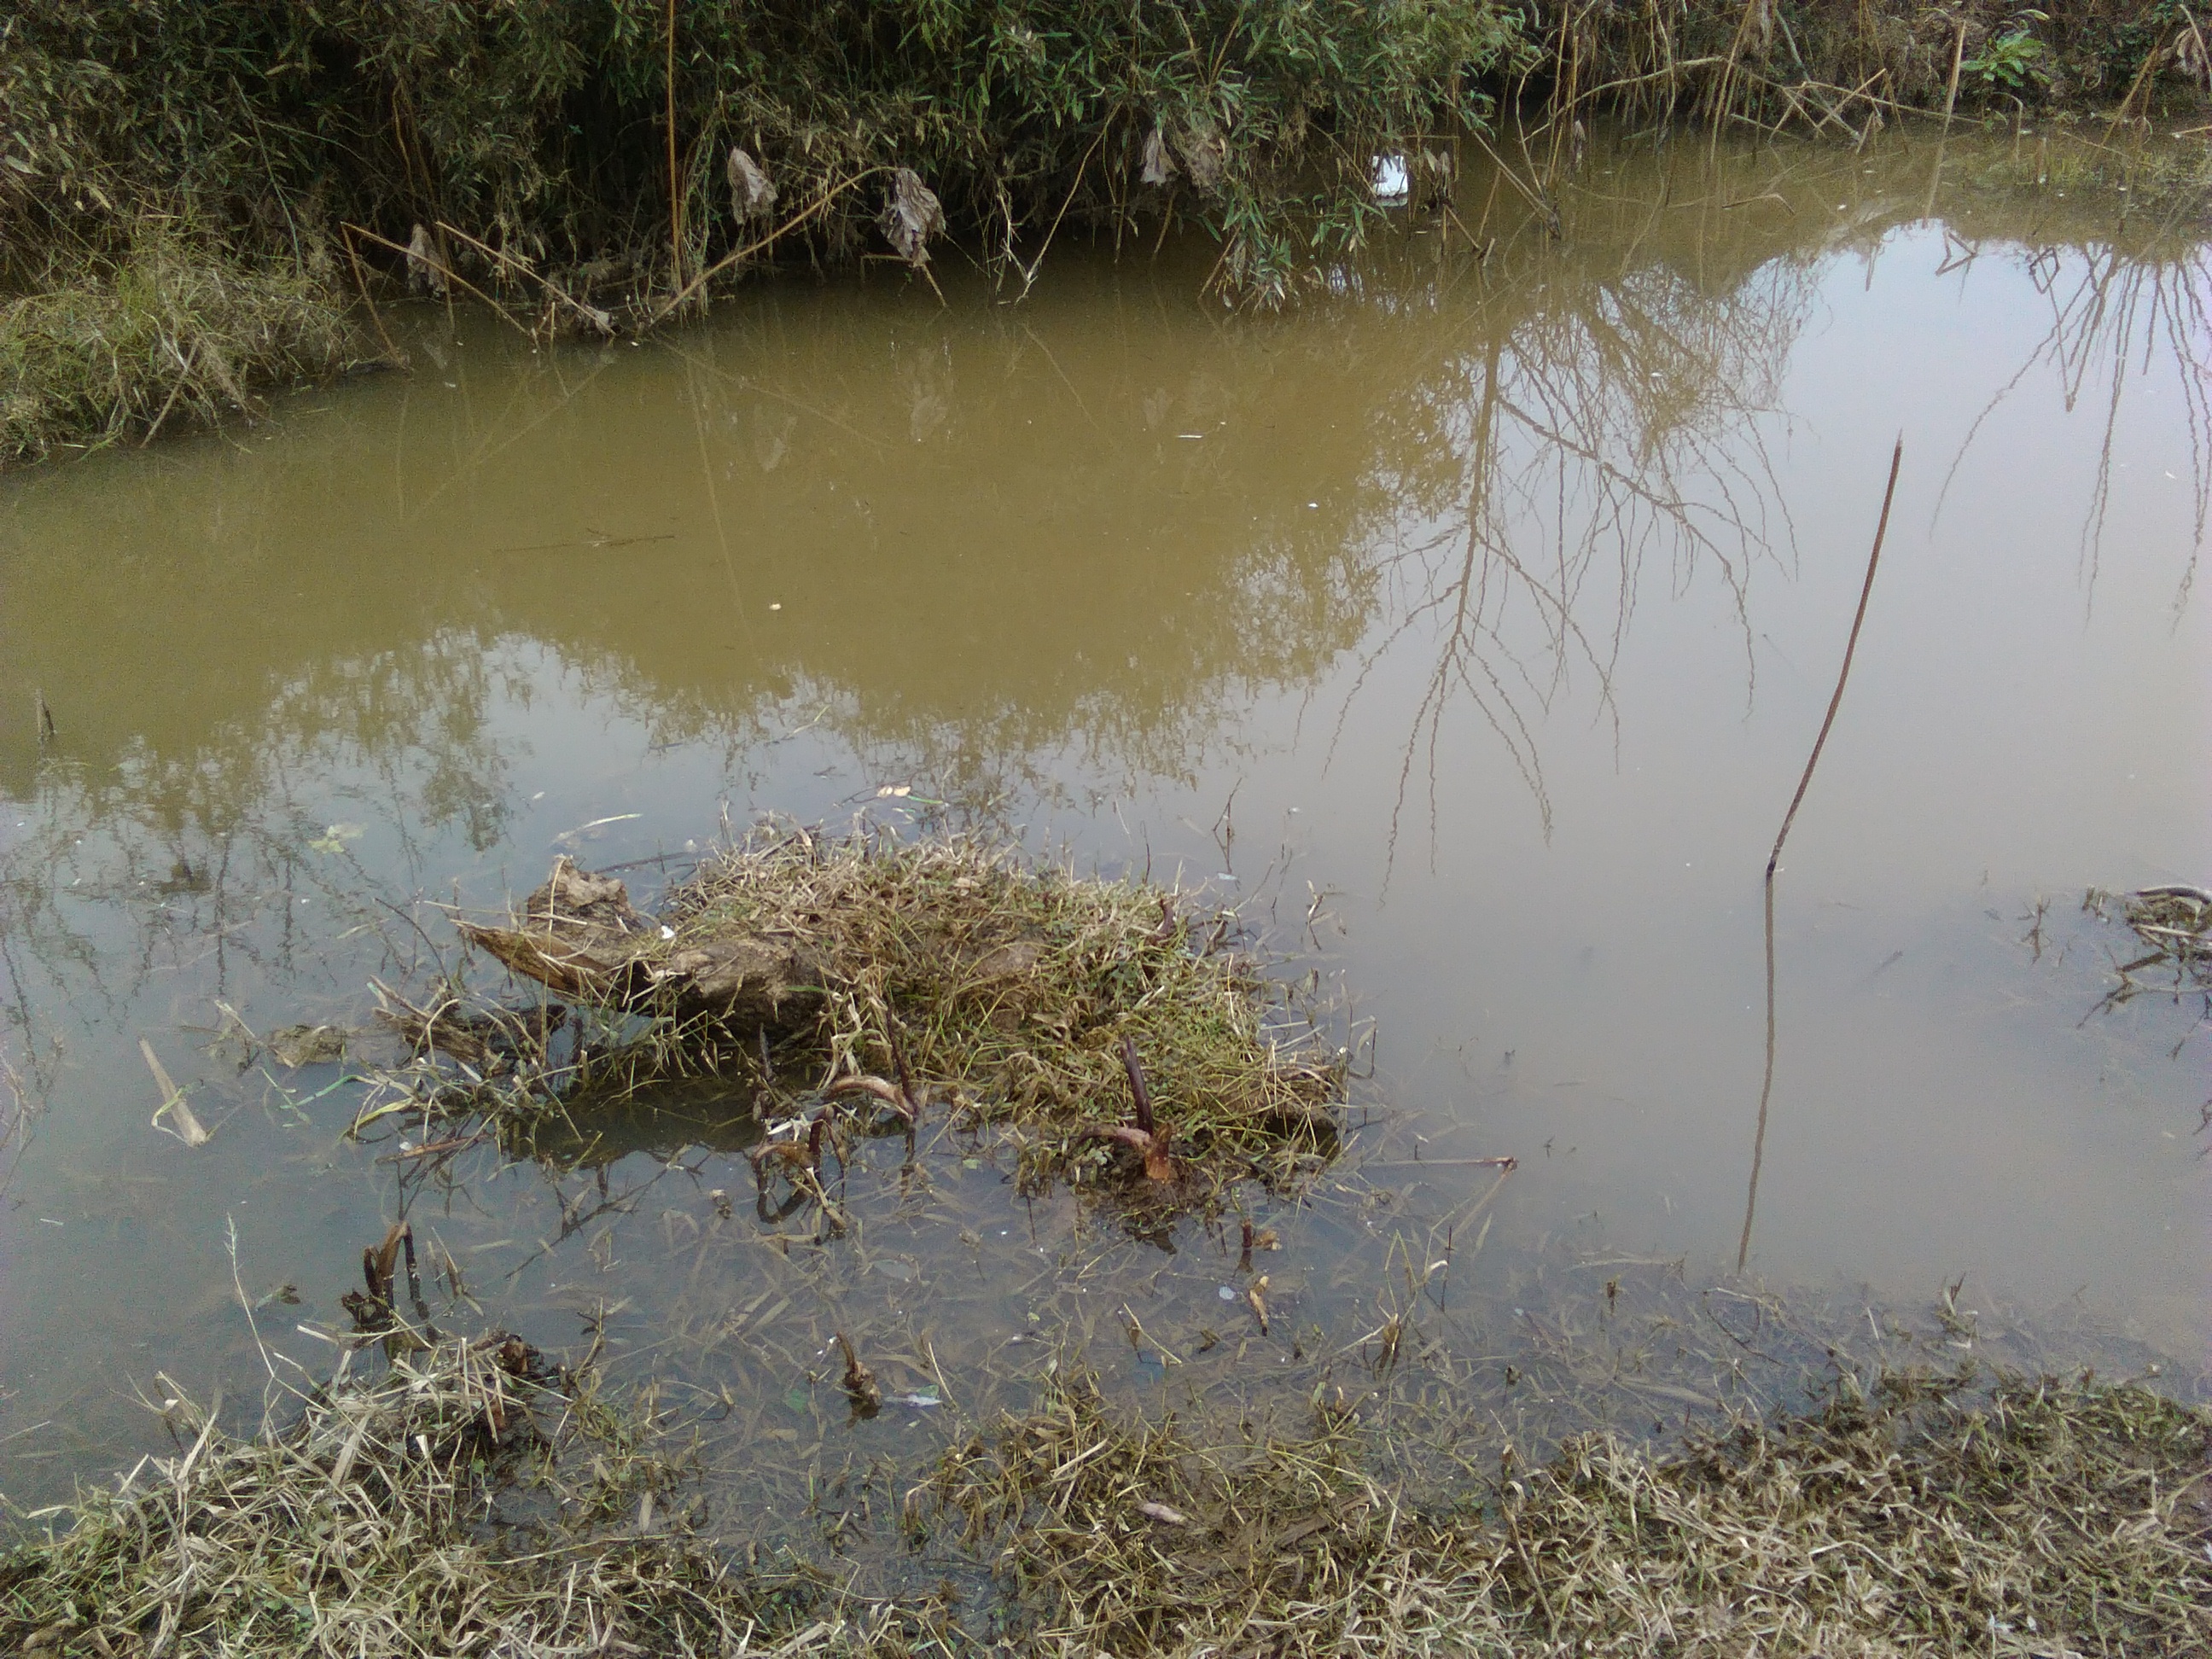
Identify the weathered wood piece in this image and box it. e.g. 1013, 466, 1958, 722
457, 857, 826, 1028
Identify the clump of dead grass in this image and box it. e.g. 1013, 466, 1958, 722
0, 1336, 881, 1659
930, 1362, 2212, 1657
404, 827, 1342, 1187
672, 830, 1336, 1143
1, 223, 363, 463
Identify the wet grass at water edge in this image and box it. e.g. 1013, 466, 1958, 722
3, 1331, 2205, 1657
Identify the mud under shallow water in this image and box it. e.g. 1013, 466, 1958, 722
0, 130, 2206, 1549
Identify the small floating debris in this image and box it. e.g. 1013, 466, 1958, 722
835, 1330, 882, 1418
306, 822, 364, 854
2112, 883, 2210, 963
2086, 882, 2211, 1007
266, 1022, 348, 1068
142, 1037, 212, 1147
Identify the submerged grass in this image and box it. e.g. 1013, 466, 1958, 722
6, 1336, 2204, 1657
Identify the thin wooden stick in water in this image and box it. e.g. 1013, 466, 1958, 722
1120, 1034, 1155, 1135
1940, 21, 1968, 134
1739, 438, 1901, 1273
1765, 437, 1902, 882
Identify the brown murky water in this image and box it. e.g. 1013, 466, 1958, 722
2, 131, 2207, 1546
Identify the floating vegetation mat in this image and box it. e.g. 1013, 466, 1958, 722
5, 1338, 2206, 1658
380, 828, 1339, 1190
2090, 883, 2212, 982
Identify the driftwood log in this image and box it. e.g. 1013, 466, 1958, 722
456, 858, 827, 1028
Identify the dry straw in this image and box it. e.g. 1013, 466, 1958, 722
932, 1362, 2212, 1657
9, 1336, 2204, 1657
0, 1337, 855, 1658
389, 827, 1342, 1189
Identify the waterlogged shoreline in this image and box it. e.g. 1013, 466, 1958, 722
1, 1333, 2205, 1658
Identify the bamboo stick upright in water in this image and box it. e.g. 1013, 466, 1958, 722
1738, 438, 1903, 1273
666, 0, 683, 299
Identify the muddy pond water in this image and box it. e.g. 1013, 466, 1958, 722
2, 131, 2207, 1561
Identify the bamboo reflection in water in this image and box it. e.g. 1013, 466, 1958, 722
0, 632, 527, 1105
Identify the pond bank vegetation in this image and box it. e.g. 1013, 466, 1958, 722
4, 0, 2207, 461
3, 1332, 2204, 1656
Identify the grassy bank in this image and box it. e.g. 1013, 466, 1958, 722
1533, 0, 2212, 132
3, 1339, 2205, 1656
0, 227, 362, 462
1, 0, 1517, 461
3, 0, 2207, 461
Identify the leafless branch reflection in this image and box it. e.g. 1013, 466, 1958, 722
1936, 242, 2211, 616
1336, 181, 1807, 867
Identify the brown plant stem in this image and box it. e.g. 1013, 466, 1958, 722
666, 0, 682, 298
1740, 438, 1902, 1273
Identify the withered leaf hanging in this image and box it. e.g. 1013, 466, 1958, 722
405, 223, 446, 296
879, 167, 945, 267
1140, 124, 1178, 187
727, 147, 777, 223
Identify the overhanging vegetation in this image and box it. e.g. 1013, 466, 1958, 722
4, 1, 2206, 458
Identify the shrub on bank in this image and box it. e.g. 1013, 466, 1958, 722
2, 1, 1524, 310
0, 0, 1528, 457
